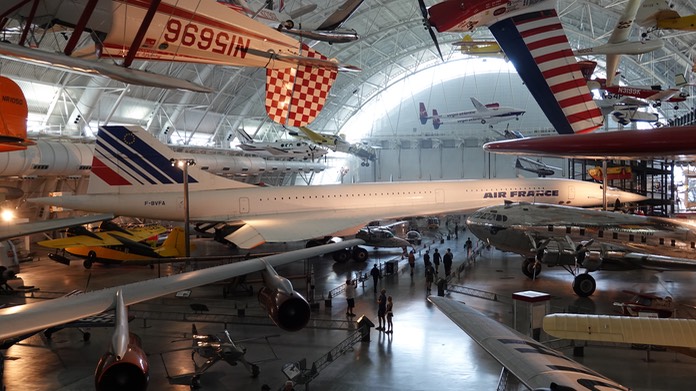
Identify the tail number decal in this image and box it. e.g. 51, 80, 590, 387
163, 19, 250, 58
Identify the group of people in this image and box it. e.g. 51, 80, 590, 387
376, 288, 393, 333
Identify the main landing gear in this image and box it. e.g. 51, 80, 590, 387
306, 238, 370, 263
331, 246, 369, 263
520, 258, 597, 297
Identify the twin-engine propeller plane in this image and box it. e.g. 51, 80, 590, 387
420, 0, 603, 135
28, 125, 646, 253
467, 202, 696, 297
419, 98, 525, 129
0, 0, 359, 127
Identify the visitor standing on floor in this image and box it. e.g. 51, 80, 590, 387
377, 289, 387, 331
443, 248, 453, 277
407, 250, 416, 276
432, 248, 441, 274
345, 278, 357, 316
425, 264, 435, 294
385, 296, 394, 334
370, 263, 380, 293
465, 237, 473, 257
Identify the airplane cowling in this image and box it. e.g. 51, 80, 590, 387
257, 286, 311, 332
577, 250, 603, 272
536, 249, 577, 267
94, 333, 149, 391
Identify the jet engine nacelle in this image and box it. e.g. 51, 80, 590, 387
94, 333, 149, 391
257, 285, 311, 332
577, 250, 603, 272
536, 249, 577, 267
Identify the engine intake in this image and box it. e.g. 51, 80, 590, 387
94, 333, 149, 391
258, 286, 311, 332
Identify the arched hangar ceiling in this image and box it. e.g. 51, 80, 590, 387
1, 0, 695, 144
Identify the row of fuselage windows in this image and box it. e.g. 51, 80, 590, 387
548, 225, 695, 249
471, 212, 509, 222
255, 187, 549, 201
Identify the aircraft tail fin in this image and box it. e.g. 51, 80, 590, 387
432, 109, 442, 130
636, 0, 680, 27
88, 125, 256, 195
0, 76, 33, 151
515, 158, 524, 169
675, 73, 688, 87
157, 227, 188, 257
316, 0, 364, 31
265, 46, 338, 127
471, 97, 488, 112
419, 102, 429, 124
490, 9, 603, 134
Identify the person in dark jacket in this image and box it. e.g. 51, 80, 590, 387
370, 264, 380, 293
443, 248, 453, 276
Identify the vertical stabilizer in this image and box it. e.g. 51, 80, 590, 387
470, 97, 488, 112
419, 102, 429, 124
157, 227, 188, 257
88, 125, 255, 195
432, 109, 442, 130
265, 46, 337, 127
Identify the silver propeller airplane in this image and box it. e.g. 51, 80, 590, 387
467, 202, 696, 297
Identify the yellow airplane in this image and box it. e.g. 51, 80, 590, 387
39, 223, 189, 269
637, 1, 696, 31
452, 34, 505, 59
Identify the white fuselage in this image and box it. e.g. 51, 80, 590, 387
38, 178, 645, 224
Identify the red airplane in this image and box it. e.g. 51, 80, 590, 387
0, 76, 34, 153
482, 125, 696, 160
0, 0, 358, 127
420, 0, 603, 135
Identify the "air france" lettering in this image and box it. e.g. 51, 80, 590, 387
483, 190, 560, 198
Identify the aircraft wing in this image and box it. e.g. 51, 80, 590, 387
428, 297, 629, 390
316, 0, 364, 31
223, 205, 474, 248
0, 239, 362, 342
543, 313, 696, 349
608, 0, 641, 45
0, 214, 114, 242
488, 9, 603, 134
37, 225, 165, 248
0, 43, 212, 93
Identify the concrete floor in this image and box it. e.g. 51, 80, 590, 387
2, 233, 696, 390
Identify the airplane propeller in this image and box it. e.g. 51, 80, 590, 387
418, 0, 443, 61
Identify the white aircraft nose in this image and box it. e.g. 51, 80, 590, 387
608, 188, 648, 204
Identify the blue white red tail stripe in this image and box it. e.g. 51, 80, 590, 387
90, 126, 198, 191
490, 10, 602, 134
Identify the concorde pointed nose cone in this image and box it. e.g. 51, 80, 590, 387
606, 188, 648, 204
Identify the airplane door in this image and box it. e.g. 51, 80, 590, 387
436, 189, 444, 203
568, 186, 575, 200
240, 197, 250, 214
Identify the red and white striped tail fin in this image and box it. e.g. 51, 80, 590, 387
265, 47, 337, 127
490, 10, 603, 134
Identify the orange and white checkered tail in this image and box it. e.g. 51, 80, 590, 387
265, 48, 337, 127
